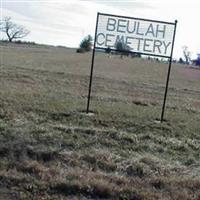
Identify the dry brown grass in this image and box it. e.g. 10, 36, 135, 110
0, 42, 200, 199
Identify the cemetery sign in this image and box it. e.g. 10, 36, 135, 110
87, 13, 177, 122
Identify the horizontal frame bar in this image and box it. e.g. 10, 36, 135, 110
98, 12, 176, 25
95, 47, 171, 59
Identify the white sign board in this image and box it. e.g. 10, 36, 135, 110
95, 13, 176, 57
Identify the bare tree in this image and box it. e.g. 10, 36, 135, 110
182, 46, 191, 64
0, 17, 30, 42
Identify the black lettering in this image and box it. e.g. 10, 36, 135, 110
115, 35, 125, 44
125, 36, 134, 50
117, 19, 127, 33
105, 34, 115, 47
106, 18, 116, 31
96, 33, 105, 46
136, 22, 144, 36
127, 20, 137, 33
156, 24, 166, 38
145, 23, 155, 37
143, 39, 153, 52
163, 41, 171, 54
153, 40, 162, 53
136, 38, 144, 51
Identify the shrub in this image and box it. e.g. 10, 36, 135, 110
78, 35, 93, 52
76, 48, 85, 53
105, 47, 111, 54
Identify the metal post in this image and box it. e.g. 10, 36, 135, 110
86, 13, 99, 113
160, 20, 178, 122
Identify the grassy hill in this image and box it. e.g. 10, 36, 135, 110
0, 43, 200, 199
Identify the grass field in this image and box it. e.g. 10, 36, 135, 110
0, 42, 200, 200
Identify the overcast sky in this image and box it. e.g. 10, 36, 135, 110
1, 0, 200, 59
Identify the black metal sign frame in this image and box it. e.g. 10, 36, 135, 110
86, 12, 177, 122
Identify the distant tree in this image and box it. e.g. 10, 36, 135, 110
105, 47, 111, 54
196, 54, 200, 66
182, 46, 191, 64
172, 58, 177, 63
0, 17, 30, 42
115, 40, 131, 58
105, 47, 112, 58
179, 57, 184, 64
76, 48, 85, 53
131, 52, 141, 58
192, 54, 200, 67
196, 59, 200, 66
78, 34, 93, 52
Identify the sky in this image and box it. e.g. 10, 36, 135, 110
1, 0, 200, 59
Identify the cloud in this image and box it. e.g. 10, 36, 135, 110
89, 0, 154, 10
1, 0, 200, 58
1, 0, 130, 47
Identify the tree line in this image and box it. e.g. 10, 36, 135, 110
0, 16, 199, 66
77, 34, 200, 66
